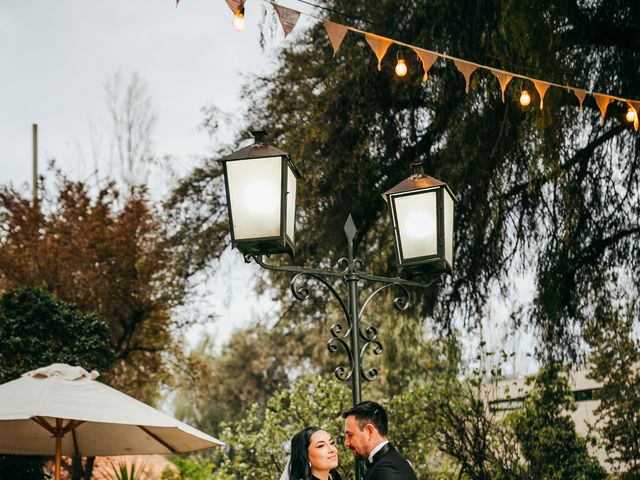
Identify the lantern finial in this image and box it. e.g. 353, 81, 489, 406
410, 162, 424, 176
251, 130, 267, 144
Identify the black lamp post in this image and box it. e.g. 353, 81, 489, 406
219, 131, 456, 480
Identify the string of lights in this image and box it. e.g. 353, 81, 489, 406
220, 0, 640, 128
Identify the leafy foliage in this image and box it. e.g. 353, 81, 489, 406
512, 364, 607, 480
174, 300, 462, 440
585, 299, 640, 478
100, 460, 149, 480
161, 455, 216, 480
177, 335, 466, 479
424, 378, 524, 480
0, 286, 114, 480
210, 374, 352, 480
172, 324, 290, 435
0, 286, 114, 383
0, 169, 189, 401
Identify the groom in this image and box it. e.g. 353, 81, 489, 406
342, 401, 417, 480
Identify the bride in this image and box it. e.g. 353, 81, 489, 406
281, 427, 342, 480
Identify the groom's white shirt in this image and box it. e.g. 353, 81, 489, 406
367, 440, 389, 463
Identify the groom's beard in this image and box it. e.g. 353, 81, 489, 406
350, 449, 367, 460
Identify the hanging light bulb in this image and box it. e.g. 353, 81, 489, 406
232, 5, 246, 31
519, 90, 531, 107
626, 107, 637, 123
395, 50, 408, 77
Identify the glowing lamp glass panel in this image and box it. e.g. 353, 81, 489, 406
286, 166, 297, 243
394, 190, 438, 260
226, 156, 282, 240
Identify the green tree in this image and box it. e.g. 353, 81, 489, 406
585, 299, 640, 478
169, 0, 640, 361
422, 367, 524, 480
174, 329, 462, 479
210, 374, 352, 480
174, 298, 462, 441
512, 364, 607, 480
173, 323, 290, 435
0, 286, 114, 480
0, 169, 189, 401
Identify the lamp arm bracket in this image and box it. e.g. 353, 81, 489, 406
289, 271, 351, 323
359, 282, 411, 319
250, 254, 346, 278
355, 271, 444, 289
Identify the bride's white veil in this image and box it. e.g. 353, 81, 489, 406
278, 455, 291, 480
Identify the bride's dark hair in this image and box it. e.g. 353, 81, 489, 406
289, 427, 341, 480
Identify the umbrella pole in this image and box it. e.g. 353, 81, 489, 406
55, 419, 62, 480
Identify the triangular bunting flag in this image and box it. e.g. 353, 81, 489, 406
225, 0, 243, 14
573, 89, 587, 111
594, 94, 613, 126
412, 48, 438, 82
273, 3, 301, 37
491, 69, 513, 103
324, 21, 348, 57
533, 81, 551, 110
627, 102, 639, 132
453, 59, 477, 94
365, 33, 393, 71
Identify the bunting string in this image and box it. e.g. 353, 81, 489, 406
183, 0, 640, 130
339, 21, 639, 118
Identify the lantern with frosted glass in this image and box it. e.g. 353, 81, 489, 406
383, 163, 457, 275
218, 130, 301, 257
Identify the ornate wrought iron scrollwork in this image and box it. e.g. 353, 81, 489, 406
328, 335, 352, 381
359, 337, 383, 382
288, 270, 355, 381
354, 281, 413, 384
248, 251, 440, 390
289, 272, 350, 319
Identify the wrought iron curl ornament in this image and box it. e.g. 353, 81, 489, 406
336, 257, 352, 274
249, 221, 443, 390
355, 281, 412, 382
289, 270, 354, 381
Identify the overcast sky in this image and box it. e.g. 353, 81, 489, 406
0, 0, 311, 187
0, 0, 307, 347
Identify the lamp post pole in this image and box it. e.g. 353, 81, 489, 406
249, 215, 441, 480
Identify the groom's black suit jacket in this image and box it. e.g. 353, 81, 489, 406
363, 443, 417, 480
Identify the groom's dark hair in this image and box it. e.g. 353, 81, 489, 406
342, 400, 388, 436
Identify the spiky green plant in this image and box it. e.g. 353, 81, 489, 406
101, 460, 149, 480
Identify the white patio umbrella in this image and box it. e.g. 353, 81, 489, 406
0, 364, 224, 480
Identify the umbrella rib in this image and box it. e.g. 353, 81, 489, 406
138, 426, 177, 453
32, 416, 56, 434
71, 427, 79, 456
62, 419, 85, 435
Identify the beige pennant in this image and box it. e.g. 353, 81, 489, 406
324, 21, 348, 57
412, 48, 438, 82
225, 0, 242, 14
594, 94, 613, 126
491, 69, 513, 103
573, 89, 587, 111
454, 59, 477, 94
365, 33, 393, 71
533, 81, 551, 110
273, 3, 300, 37
627, 102, 639, 132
